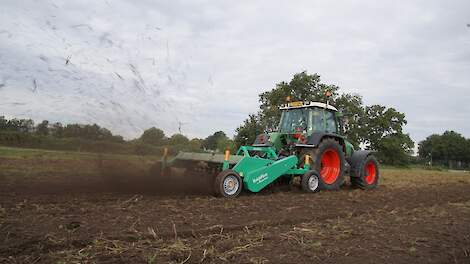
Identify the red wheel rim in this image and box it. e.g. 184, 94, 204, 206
320, 149, 340, 184
365, 161, 377, 184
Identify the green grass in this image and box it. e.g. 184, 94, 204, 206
381, 167, 470, 188
0, 145, 159, 161
0, 146, 161, 183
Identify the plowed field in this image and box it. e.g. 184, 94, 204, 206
1, 149, 469, 263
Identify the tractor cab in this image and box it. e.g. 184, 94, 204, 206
252, 101, 349, 154
278, 101, 339, 136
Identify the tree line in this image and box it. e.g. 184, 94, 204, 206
1, 117, 124, 142
0, 116, 233, 156
135, 127, 234, 154
418, 131, 470, 169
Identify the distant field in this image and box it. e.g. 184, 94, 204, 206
1, 146, 469, 263
0, 145, 160, 161
0, 146, 160, 193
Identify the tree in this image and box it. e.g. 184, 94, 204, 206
441, 131, 468, 163
237, 71, 365, 148
5, 118, 34, 133
258, 71, 340, 130
188, 138, 204, 152
62, 124, 81, 138
418, 131, 469, 168
50, 123, 122, 142
234, 71, 413, 165
110, 135, 125, 143
50, 122, 64, 137
361, 105, 408, 150
139, 127, 166, 146
203, 131, 228, 150
359, 105, 414, 164
36, 120, 49, 136
234, 114, 264, 148
376, 133, 414, 166
466, 139, 470, 163
20, 119, 34, 133
334, 93, 365, 147
168, 134, 189, 145
418, 134, 441, 164
0, 116, 7, 130
216, 137, 236, 153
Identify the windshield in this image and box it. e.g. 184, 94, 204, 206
279, 108, 308, 133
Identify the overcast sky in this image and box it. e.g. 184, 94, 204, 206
1, 0, 469, 145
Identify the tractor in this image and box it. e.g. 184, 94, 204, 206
158, 99, 379, 198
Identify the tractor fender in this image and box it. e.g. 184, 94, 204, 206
347, 150, 372, 178
297, 132, 345, 149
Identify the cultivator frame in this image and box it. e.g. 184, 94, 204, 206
159, 145, 315, 196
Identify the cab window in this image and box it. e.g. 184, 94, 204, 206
309, 108, 337, 133
324, 111, 337, 133
309, 109, 323, 132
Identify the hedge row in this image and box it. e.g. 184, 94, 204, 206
0, 132, 201, 156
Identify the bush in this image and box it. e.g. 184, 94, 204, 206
133, 143, 164, 156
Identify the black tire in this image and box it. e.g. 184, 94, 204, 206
351, 155, 379, 190
299, 138, 345, 190
214, 170, 243, 198
301, 170, 323, 193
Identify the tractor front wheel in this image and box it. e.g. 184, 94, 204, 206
214, 170, 243, 198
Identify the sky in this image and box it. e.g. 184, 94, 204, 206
1, 0, 469, 145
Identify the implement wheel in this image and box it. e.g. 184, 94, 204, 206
301, 171, 323, 193
351, 155, 379, 190
214, 170, 243, 198
300, 138, 345, 190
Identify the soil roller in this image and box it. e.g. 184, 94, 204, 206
157, 98, 379, 198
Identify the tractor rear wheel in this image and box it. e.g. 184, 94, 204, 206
301, 170, 323, 193
214, 170, 243, 198
351, 155, 379, 189
299, 138, 345, 190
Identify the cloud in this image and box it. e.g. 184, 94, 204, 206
0, 0, 469, 143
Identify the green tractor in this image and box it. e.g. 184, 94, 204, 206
160, 100, 379, 198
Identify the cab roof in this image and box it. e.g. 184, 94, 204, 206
279, 101, 338, 111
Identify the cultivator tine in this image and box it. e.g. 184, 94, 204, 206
155, 151, 245, 184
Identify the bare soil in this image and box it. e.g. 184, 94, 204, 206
0, 157, 470, 263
